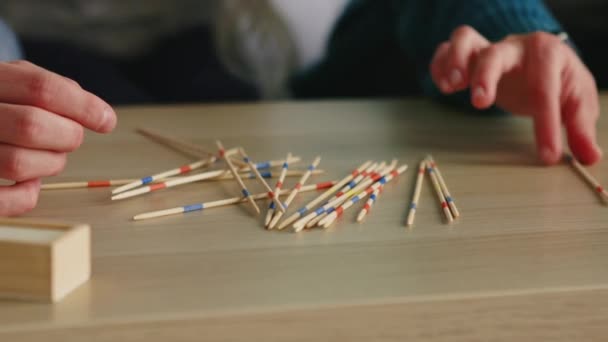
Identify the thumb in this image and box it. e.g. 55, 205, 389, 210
0, 178, 41, 216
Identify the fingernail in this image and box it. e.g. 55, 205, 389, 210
473, 86, 485, 99
540, 147, 558, 165
102, 106, 110, 124
101, 106, 116, 131
449, 69, 463, 86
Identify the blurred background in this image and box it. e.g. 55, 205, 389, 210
0, 0, 605, 105
546, 0, 607, 89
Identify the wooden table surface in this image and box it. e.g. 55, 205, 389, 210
1, 96, 607, 341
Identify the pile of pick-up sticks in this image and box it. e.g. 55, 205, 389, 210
41, 128, 454, 230
126, 130, 413, 229
42, 128, 606, 231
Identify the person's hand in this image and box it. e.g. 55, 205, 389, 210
430, 25, 602, 165
0, 60, 116, 216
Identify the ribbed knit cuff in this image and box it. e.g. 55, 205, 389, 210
466, 0, 563, 42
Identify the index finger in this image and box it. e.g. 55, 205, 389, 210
525, 37, 564, 165
0, 61, 116, 133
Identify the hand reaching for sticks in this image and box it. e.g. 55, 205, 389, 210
431, 26, 602, 166
0, 60, 117, 216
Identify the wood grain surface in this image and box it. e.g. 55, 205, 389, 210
1, 96, 607, 340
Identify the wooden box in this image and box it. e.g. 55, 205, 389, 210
0, 219, 91, 302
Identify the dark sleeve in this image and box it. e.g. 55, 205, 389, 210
289, 0, 418, 99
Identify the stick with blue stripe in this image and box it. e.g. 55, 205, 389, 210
265, 153, 291, 226
112, 157, 216, 195
320, 164, 409, 228
110, 169, 314, 201
356, 188, 381, 223
238, 155, 302, 173
306, 162, 382, 229
132, 182, 337, 221
239, 148, 286, 213
277, 160, 372, 230
426, 158, 453, 223
216, 141, 260, 215
406, 160, 426, 226
269, 156, 322, 229
293, 161, 397, 232
427, 155, 460, 219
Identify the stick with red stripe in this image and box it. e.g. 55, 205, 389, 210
565, 154, 608, 203
405, 160, 426, 227
111, 169, 231, 200
217, 141, 260, 215
42, 179, 160, 190
427, 155, 460, 218
308, 161, 396, 229
356, 187, 383, 223
331, 162, 382, 199
426, 158, 453, 223
132, 181, 337, 221
112, 150, 291, 195
321, 164, 408, 228
268, 156, 322, 229
265, 153, 292, 226
239, 148, 286, 213
293, 161, 397, 232
42, 178, 195, 190
45, 170, 321, 191
276, 160, 372, 230
306, 162, 382, 228
112, 157, 216, 195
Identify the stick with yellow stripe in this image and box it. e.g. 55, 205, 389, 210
276, 160, 371, 230
321, 165, 408, 228
293, 161, 397, 232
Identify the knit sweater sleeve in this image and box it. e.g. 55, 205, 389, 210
399, 0, 564, 102
291, 0, 564, 103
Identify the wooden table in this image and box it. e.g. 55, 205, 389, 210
1, 96, 607, 341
